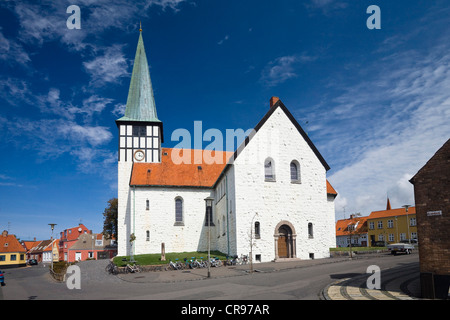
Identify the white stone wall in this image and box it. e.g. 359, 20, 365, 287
127, 186, 215, 255
117, 161, 133, 256
232, 107, 336, 262
117, 106, 336, 261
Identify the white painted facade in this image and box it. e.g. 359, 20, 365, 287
117, 102, 336, 262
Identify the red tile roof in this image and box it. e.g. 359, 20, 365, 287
368, 207, 416, 219
61, 224, 90, 242
327, 180, 337, 195
336, 217, 368, 236
0, 232, 26, 253
130, 148, 233, 187
131, 148, 338, 194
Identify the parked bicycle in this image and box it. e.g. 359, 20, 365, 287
105, 261, 119, 275
165, 259, 182, 271
125, 263, 141, 273
240, 254, 248, 265
210, 257, 222, 267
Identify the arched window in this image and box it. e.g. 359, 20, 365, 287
175, 197, 184, 225
290, 160, 301, 183
308, 222, 314, 238
146, 230, 150, 241
255, 221, 261, 239
264, 158, 275, 181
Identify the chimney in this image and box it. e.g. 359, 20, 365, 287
2, 230, 8, 237
270, 96, 280, 108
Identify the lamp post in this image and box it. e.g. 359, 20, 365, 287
204, 197, 214, 278
48, 223, 57, 271
250, 213, 258, 273
402, 205, 411, 243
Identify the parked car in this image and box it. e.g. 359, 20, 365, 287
387, 243, 414, 255
28, 259, 38, 265
0, 270, 5, 286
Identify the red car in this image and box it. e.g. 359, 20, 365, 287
0, 270, 5, 286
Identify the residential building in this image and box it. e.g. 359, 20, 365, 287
367, 201, 417, 247
335, 215, 369, 247
68, 233, 117, 262
410, 138, 450, 299
28, 239, 55, 263
117, 30, 337, 262
0, 230, 27, 268
58, 223, 90, 262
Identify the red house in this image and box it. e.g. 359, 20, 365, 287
68, 233, 117, 262
58, 224, 90, 262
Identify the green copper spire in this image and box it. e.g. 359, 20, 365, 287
117, 29, 160, 123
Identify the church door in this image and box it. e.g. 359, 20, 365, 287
277, 225, 292, 258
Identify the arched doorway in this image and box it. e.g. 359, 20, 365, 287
274, 221, 297, 259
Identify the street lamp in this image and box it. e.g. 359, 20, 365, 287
48, 223, 57, 271
204, 197, 214, 278
250, 213, 258, 273
402, 205, 411, 243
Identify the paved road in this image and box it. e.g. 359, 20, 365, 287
0, 253, 421, 300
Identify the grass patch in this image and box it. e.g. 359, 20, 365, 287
113, 251, 227, 267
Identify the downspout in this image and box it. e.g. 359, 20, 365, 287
133, 185, 136, 260
225, 175, 230, 257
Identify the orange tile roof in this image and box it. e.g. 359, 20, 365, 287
327, 180, 337, 195
368, 206, 416, 219
131, 148, 338, 193
335, 216, 368, 236
21, 240, 41, 251
130, 148, 233, 187
0, 233, 27, 253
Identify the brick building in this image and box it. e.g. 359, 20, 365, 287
409, 138, 450, 299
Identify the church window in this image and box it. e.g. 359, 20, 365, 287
290, 160, 301, 183
146, 230, 150, 241
146, 199, 149, 210
308, 223, 314, 238
255, 221, 260, 239
204, 203, 215, 226
132, 125, 147, 137
264, 158, 275, 181
175, 197, 183, 225
222, 216, 226, 235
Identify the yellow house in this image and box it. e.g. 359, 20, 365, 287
0, 230, 27, 268
367, 205, 417, 247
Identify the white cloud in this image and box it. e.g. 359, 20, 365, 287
260, 54, 317, 87
311, 35, 450, 220
83, 45, 130, 86
217, 35, 229, 45
0, 29, 31, 66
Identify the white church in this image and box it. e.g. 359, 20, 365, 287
116, 30, 337, 262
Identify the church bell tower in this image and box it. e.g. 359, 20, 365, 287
116, 26, 163, 163
116, 26, 163, 257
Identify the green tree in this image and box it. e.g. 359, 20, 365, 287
102, 198, 118, 240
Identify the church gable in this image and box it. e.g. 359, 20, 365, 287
232, 97, 330, 172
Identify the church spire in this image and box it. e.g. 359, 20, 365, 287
117, 27, 160, 123
386, 197, 391, 210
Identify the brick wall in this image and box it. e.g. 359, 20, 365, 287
411, 139, 450, 276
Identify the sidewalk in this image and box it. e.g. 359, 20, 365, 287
114, 255, 423, 300
116, 256, 351, 283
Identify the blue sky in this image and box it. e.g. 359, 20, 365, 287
1, 0, 449, 240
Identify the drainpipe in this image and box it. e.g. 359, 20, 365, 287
132, 185, 136, 261
225, 175, 230, 257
